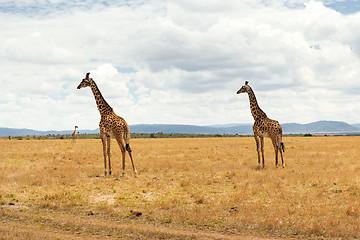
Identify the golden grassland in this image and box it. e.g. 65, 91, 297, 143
1, 136, 360, 239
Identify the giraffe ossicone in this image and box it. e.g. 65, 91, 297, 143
237, 81, 285, 169
77, 72, 137, 176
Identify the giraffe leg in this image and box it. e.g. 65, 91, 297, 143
120, 144, 126, 177
280, 142, 285, 168
275, 145, 279, 168
106, 135, 111, 175
100, 131, 108, 176
124, 129, 137, 176
278, 133, 285, 168
126, 144, 137, 176
272, 138, 279, 168
115, 137, 126, 177
259, 136, 265, 168
254, 135, 261, 169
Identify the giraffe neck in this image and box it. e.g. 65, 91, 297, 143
247, 87, 267, 120
72, 129, 76, 135
90, 81, 113, 116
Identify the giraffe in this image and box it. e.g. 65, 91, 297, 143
77, 73, 137, 176
72, 126, 78, 143
237, 81, 285, 169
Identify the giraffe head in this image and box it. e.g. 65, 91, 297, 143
237, 81, 250, 94
77, 73, 93, 89
75, 126, 78, 129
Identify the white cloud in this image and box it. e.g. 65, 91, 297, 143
0, 0, 360, 131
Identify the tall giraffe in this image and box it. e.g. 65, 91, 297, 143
72, 126, 78, 143
237, 81, 285, 168
77, 73, 137, 176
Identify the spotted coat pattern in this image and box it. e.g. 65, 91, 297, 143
77, 73, 137, 176
237, 82, 285, 168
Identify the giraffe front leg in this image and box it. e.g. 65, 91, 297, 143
106, 135, 111, 175
254, 135, 261, 169
274, 147, 279, 168
260, 136, 265, 168
100, 133, 108, 176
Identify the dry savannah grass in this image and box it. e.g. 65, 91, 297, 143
1, 136, 360, 239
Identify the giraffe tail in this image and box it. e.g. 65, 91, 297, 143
280, 142, 285, 152
126, 143, 132, 152
124, 129, 132, 152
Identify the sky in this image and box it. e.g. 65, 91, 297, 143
1, 0, 360, 131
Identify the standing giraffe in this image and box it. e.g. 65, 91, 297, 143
72, 126, 78, 143
77, 73, 137, 176
237, 81, 285, 168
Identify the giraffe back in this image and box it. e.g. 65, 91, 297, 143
253, 118, 282, 138
100, 112, 130, 137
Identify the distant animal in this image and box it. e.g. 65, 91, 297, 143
237, 81, 285, 168
72, 126, 78, 143
130, 209, 142, 217
77, 73, 137, 176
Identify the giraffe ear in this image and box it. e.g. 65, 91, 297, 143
245, 81, 248, 85
86, 72, 90, 79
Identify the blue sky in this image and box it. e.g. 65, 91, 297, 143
1, 0, 360, 130
0, 0, 357, 15
325, 0, 360, 14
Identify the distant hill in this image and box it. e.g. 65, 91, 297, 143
1, 121, 359, 136
130, 124, 224, 134
282, 121, 360, 134
129, 124, 253, 135
0, 127, 98, 137
129, 121, 360, 135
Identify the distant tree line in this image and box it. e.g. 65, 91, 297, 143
2, 132, 251, 140
3, 132, 355, 140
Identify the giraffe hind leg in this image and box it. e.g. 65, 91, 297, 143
126, 143, 132, 152
115, 136, 126, 177
126, 144, 137, 176
121, 145, 126, 177
280, 142, 285, 168
272, 139, 279, 168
